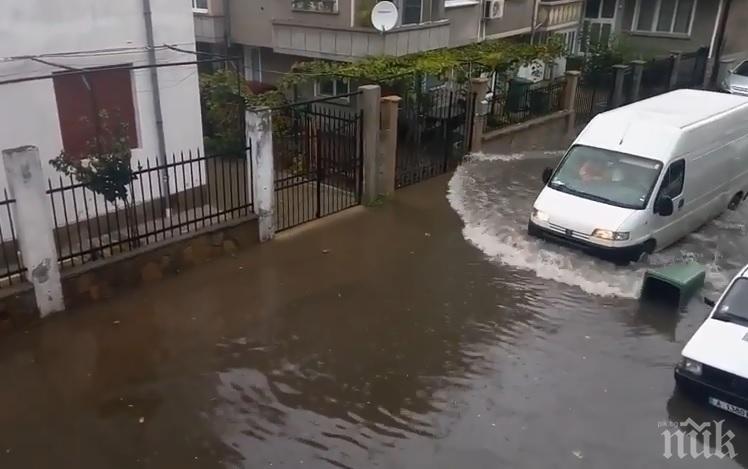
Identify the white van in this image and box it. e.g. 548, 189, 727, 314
675, 265, 748, 418
528, 89, 748, 263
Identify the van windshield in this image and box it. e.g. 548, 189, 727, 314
548, 146, 663, 209
713, 278, 748, 325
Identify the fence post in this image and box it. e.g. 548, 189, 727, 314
469, 77, 489, 153
563, 70, 581, 133
246, 107, 275, 242
630, 60, 645, 102
612, 64, 628, 108
2, 146, 64, 317
668, 51, 682, 90
359, 85, 381, 205
378, 95, 400, 198
717, 57, 736, 89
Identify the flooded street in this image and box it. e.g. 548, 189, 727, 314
1, 151, 748, 468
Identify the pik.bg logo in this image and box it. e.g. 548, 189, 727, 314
660, 419, 737, 459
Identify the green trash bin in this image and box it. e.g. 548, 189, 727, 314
640, 263, 706, 306
506, 77, 533, 113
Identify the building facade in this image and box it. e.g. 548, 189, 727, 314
195, 0, 584, 89
580, 0, 723, 56
0, 0, 205, 184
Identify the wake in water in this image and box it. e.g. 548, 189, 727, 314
448, 152, 748, 299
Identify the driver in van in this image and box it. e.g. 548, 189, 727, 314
578, 158, 610, 182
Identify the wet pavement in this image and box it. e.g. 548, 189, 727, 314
1, 151, 748, 468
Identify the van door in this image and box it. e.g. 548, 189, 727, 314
652, 159, 686, 249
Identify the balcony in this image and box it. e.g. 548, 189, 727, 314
272, 19, 451, 61
536, 0, 584, 32
193, 0, 224, 44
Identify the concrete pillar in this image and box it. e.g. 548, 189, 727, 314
359, 85, 381, 205
378, 96, 400, 198
468, 77, 489, 153
563, 70, 581, 134
612, 64, 629, 108
2, 146, 64, 317
563, 70, 581, 111
717, 57, 736, 88
630, 60, 645, 102
246, 108, 274, 242
668, 51, 682, 90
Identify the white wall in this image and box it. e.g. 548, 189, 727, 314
0, 0, 205, 239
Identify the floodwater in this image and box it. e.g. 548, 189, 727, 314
0, 151, 747, 468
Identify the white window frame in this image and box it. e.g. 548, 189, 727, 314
631, 0, 698, 36
314, 78, 351, 102
292, 0, 340, 14
444, 0, 480, 8
192, 0, 209, 13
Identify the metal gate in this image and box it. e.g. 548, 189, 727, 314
271, 93, 363, 231
574, 71, 614, 125
395, 86, 473, 188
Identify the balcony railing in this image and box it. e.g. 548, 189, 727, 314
537, 0, 584, 31
292, 0, 339, 14
272, 19, 450, 60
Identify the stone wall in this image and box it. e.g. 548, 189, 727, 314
0, 216, 258, 331
482, 111, 576, 154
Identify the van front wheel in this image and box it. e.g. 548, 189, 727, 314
636, 240, 657, 263
728, 192, 743, 211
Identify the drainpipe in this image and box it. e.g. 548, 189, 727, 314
710, 0, 732, 85
142, 0, 171, 215
530, 0, 540, 44
223, 0, 232, 61
476, 0, 485, 43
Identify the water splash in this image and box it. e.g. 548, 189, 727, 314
448, 152, 748, 299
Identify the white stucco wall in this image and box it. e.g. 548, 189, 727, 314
0, 0, 205, 238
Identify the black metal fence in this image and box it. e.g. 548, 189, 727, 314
640, 56, 674, 99
0, 192, 25, 286
675, 47, 709, 89
485, 79, 566, 131
271, 93, 363, 231
574, 71, 614, 125
395, 85, 473, 188
46, 148, 253, 269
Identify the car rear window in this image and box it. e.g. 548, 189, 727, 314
735, 62, 748, 77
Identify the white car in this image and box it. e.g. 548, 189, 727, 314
675, 265, 748, 419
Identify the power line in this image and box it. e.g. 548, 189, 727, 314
0, 43, 196, 62
0, 56, 235, 87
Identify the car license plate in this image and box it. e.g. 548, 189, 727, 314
709, 397, 748, 418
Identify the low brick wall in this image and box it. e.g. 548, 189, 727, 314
0, 216, 258, 330
482, 110, 576, 154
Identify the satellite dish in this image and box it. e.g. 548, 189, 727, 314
371, 1, 398, 33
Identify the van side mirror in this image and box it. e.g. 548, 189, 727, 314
704, 297, 716, 307
542, 167, 553, 184
655, 196, 674, 216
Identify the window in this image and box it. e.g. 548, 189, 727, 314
292, 0, 339, 13
192, 0, 208, 12
315, 78, 350, 98
658, 160, 685, 199
401, 0, 423, 25
585, 0, 616, 19
633, 0, 697, 35
53, 67, 139, 158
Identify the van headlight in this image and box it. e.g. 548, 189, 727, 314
591, 229, 629, 241
532, 209, 550, 222
679, 357, 703, 376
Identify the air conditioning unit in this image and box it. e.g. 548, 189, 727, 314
484, 0, 505, 19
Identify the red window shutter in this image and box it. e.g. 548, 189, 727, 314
53, 74, 97, 158
89, 68, 139, 148
53, 66, 139, 159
